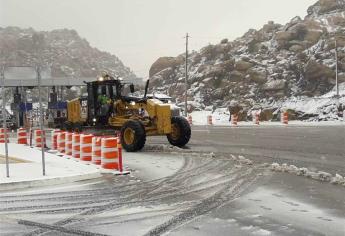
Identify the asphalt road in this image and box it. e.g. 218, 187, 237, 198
149, 124, 345, 175
1, 124, 345, 236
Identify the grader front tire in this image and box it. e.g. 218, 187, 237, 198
167, 116, 191, 147
121, 120, 146, 152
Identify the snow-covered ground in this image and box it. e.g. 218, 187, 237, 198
0, 141, 185, 190
0, 143, 101, 190
188, 109, 344, 126
186, 83, 345, 124
124, 152, 184, 181
266, 83, 345, 121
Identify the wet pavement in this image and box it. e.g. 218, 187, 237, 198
170, 172, 345, 236
1, 125, 344, 235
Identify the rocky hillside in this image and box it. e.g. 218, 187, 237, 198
149, 0, 345, 115
0, 27, 140, 83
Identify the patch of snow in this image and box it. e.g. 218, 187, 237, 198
253, 229, 271, 235
269, 163, 345, 187
0, 143, 100, 188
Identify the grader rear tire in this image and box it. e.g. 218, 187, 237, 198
121, 120, 146, 152
167, 116, 191, 147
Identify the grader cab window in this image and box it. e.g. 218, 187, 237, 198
97, 85, 108, 97
111, 85, 118, 99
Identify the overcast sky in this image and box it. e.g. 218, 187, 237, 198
1, 0, 316, 78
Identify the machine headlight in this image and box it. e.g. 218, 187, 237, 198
98, 77, 104, 81
130, 101, 136, 106
92, 118, 97, 122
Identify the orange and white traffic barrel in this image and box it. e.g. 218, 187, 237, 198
35, 129, 46, 148
207, 115, 213, 125
51, 130, 61, 150
65, 132, 73, 156
80, 134, 93, 162
281, 111, 288, 125
72, 133, 80, 159
101, 137, 119, 170
231, 114, 238, 126
17, 128, 27, 145
0, 128, 9, 143
188, 115, 193, 125
92, 136, 102, 165
57, 132, 66, 153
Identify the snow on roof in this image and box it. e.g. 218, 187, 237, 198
146, 93, 172, 99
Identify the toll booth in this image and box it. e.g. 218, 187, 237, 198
10, 87, 33, 128
48, 101, 67, 128
2, 66, 95, 128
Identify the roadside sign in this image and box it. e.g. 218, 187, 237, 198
19, 103, 33, 111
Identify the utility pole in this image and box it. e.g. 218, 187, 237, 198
1, 66, 9, 177
335, 39, 339, 97
184, 33, 189, 117
37, 66, 46, 176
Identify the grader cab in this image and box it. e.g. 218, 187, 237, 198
65, 75, 191, 152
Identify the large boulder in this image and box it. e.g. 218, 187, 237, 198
235, 60, 253, 71
211, 88, 227, 100
275, 31, 294, 48
238, 109, 248, 121
305, 60, 334, 81
262, 21, 282, 34
285, 109, 301, 121
276, 21, 323, 49
204, 64, 226, 78
307, 0, 345, 17
260, 108, 274, 121
221, 59, 235, 72
220, 38, 229, 44
168, 83, 185, 97
229, 70, 245, 81
150, 67, 174, 86
228, 101, 242, 114
200, 44, 218, 60
263, 80, 286, 91
301, 20, 324, 44
289, 44, 305, 52
149, 56, 183, 77
247, 68, 267, 84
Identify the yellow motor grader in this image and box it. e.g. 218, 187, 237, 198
64, 74, 191, 152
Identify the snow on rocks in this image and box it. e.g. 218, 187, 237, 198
317, 171, 333, 182
143, 144, 221, 161
297, 167, 309, 176
287, 164, 299, 174
144, 144, 183, 153
269, 163, 345, 187
270, 163, 281, 171
330, 174, 345, 185
149, 1, 345, 122
232, 155, 253, 165
230, 154, 237, 161
305, 171, 320, 180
